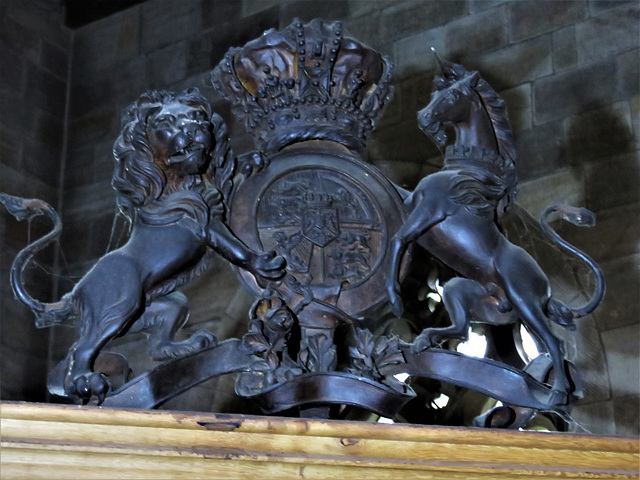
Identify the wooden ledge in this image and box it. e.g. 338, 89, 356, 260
1, 401, 638, 479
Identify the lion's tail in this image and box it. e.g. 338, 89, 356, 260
539, 204, 606, 324
1, 193, 72, 328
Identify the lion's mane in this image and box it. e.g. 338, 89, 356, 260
110, 88, 236, 301
112, 88, 234, 226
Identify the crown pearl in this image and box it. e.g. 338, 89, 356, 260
211, 18, 394, 154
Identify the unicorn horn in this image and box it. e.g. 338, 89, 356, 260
431, 47, 453, 78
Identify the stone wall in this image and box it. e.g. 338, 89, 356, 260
1, 0, 637, 434
0, 0, 71, 401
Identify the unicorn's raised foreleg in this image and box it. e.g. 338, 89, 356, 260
386, 208, 446, 317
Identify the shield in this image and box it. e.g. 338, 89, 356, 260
301, 206, 339, 247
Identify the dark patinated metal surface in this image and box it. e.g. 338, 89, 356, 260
1, 19, 605, 428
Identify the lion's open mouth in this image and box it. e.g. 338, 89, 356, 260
168, 142, 205, 163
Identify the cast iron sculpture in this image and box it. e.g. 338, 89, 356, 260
0, 90, 285, 402
385, 52, 605, 405
2, 19, 605, 428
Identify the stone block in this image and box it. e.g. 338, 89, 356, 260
397, 76, 435, 123
533, 58, 618, 125
4, 0, 70, 49
593, 254, 639, 332
392, 28, 445, 80
472, 35, 552, 91
89, 211, 121, 261
0, 345, 49, 402
141, 0, 205, 53
208, 6, 281, 66
0, 164, 58, 206
590, 0, 637, 15
0, 90, 36, 136
25, 64, 66, 115
564, 102, 634, 164
380, 1, 467, 44
631, 96, 640, 150
569, 400, 615, 435
444, 5, 508, 58
242, 0, 283, 18
613, 394, 640, 436
348, 0, 396, 18
73, 5, 140, 81
552, 26, 578, 72
601, 323, 640, 398
22, 139, 61, 188
201, 0, 241, 27
93, 141, 117, 183
343, 14, 383, 50
145, 41, 189, 90
224, 288, 257, 328
64, 145, 96, 188
186, 30, 215, 77
368, 121, 440, 188
617, 48, 640, 99
0, 125, 22, 171
584, 152, 640, 212
0, 44, 26, 94
551, 202, 639, 263
518, 167, 586, 218
40, 40, 68, 80
280, 0, 349, 26
468, 0, 507, 14
62, 180, 117, 219
500, 83, 532, 132
509, 0, 587, 43
68, 110, 116, 148
0, 300, 52, 358
577, 3, 639, 64
58, 216, 92, 265
183, 268, 241, 328
34, 109, 64, 150
111, 57, 151, 109
371, 158, 425, 191
0, 14, 41, 63
68, 78, 113, 121
513, 120, 567, 181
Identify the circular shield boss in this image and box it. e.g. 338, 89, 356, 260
229, 142, 407, 320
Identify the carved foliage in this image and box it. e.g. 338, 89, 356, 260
347, 327, 406, 392
237, 298, 303, 394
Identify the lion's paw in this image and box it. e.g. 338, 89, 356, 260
72, 372, 109, 404
252, 251, 286, 280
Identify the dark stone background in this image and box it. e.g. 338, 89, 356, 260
1, 0, 637, 435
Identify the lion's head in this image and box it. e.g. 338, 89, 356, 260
112, 88, 233, 222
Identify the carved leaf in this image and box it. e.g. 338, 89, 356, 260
241, 333, 270, 354
374, 336, 405, 368
306, 334, 336, 372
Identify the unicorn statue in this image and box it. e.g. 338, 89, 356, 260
386, 50, 605, 405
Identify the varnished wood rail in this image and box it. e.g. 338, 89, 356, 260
1, 401, 638, 479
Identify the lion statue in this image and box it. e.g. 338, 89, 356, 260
1, 88, 285, 403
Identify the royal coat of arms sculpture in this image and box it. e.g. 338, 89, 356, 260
1, 19, 605, 429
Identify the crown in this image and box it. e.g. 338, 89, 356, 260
211, 18, 394, 154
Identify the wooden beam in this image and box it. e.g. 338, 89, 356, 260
1, 401, 638, 479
